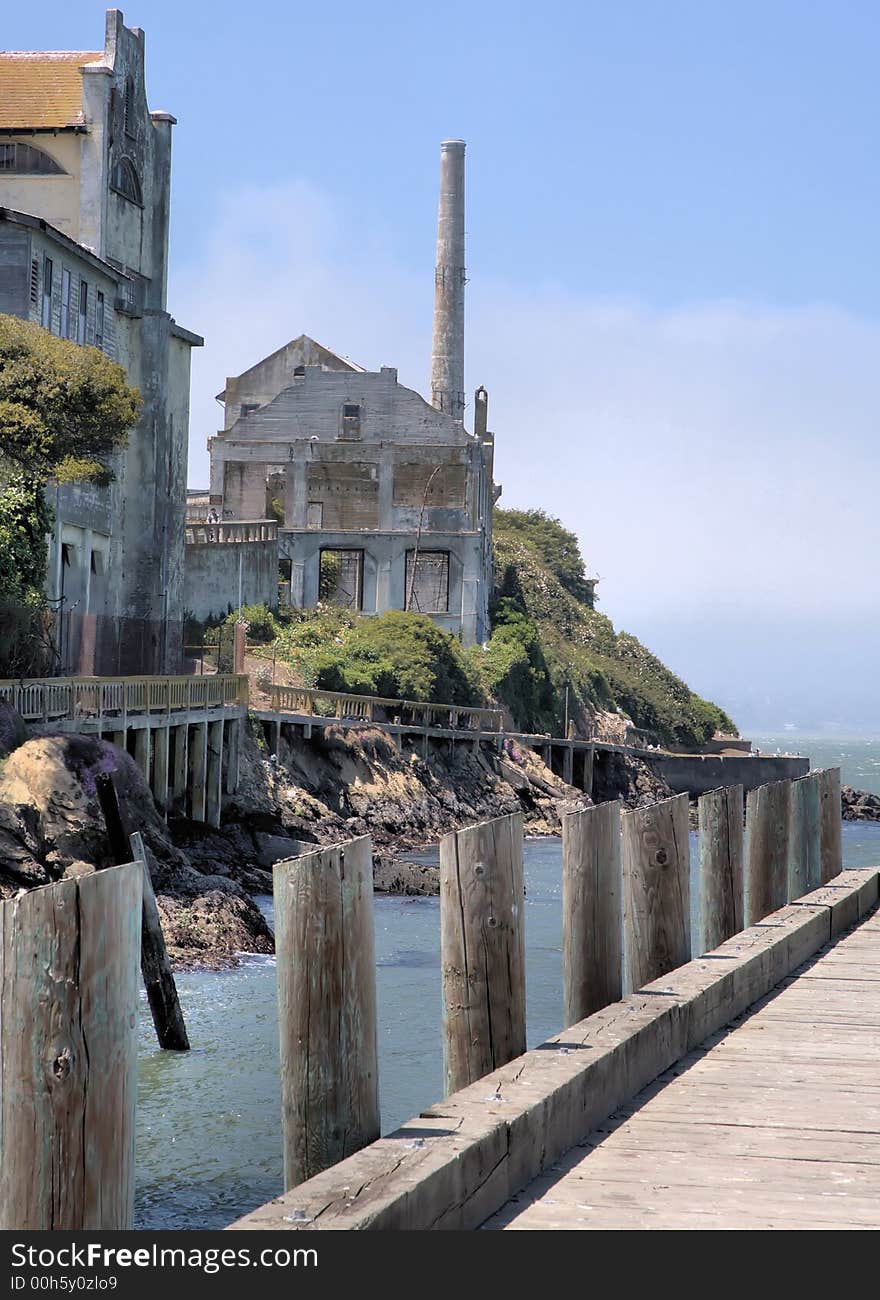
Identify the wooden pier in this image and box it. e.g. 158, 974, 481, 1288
0, 673, 248, 826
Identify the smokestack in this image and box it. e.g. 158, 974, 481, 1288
430, 139, 466, 422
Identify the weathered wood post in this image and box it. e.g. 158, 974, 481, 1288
787, 772, 821, 900
440, 812, 526, 1094
275, 836, 379, 1189
562, 800, 622, 1025
818, 766, 843, 884
0, 864, 142, 1229
622, 793, 690, 990
744, 779, 790, 925
697, 784, 744, 952
130, 832, 191, 1052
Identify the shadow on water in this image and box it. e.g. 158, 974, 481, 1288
134, 821, 880, 1229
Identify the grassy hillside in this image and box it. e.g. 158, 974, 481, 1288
225, 507, 736, 748
475, 508, 736, 746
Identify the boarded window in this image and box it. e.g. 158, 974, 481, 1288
41, 256, 53, 330
405, 551, 449, 614
306, 501, 323, 529
340, 403, 361, 440
111, 156, 143, 205
393, 461, 467, 510
124, 78, 136, 138
306, 462, 379, 529
78, 280, 88, 343
29, 259, 39, 304
319, 549, 363, 609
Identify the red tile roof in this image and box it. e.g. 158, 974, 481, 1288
0, 51, 102, 130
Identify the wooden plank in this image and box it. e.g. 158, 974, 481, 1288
440, 812, 526, 1094
562, 800, 622, 1024
0, 864, 141, 1229
131, 832, 190, 1052
743, 779, 790, 925
621, 793, 690, 990
788, 772, 822, 900
697, 784, 744, 953
274, 837, 379, 1189
819, 767, 843, 884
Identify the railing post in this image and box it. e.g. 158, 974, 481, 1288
622, 793, 690, 991
744, 779, 791, 925
818, 767, 843, 884
787, 772, 821, 900
562, 800, 622, 1025
439, 812, 526, 1094
0, 863, 142, 1229
274, 837, 379, 1189
697, 784, 744, 952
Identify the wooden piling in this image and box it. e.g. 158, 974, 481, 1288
0, 864, 142, 1229
697, 784, 744, 953
96, 774, 189, 1052
440, 812, 526, 1094
130, 832, 190, 1052
788, 772, 821, 900
275, 836, 379, 1189
744, 779, 790, 925
622, 793, 690, 990
818, 767, 843, 884
562, 800, 622, 1025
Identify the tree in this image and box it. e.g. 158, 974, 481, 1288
0, 313, 141, 608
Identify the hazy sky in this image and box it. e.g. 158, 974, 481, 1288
8, 2, 880, 732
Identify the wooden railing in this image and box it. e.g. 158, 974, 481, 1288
185, 519, 278, 545
268, 684, 503, 733
0, 674, 249, 723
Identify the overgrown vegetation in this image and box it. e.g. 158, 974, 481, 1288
0, 314, 141, 673
225, 507, 735, 747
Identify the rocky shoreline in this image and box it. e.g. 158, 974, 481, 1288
2, 705, 879, 970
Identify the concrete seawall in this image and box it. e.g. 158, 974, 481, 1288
649, 753, 809, 797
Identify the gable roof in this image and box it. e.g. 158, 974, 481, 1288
216, 334, 366, 402
0, 51, 102, 131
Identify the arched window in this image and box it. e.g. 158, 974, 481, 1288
124, 77, 136, 137
0, 142, 65, 175
111, 156, 143, 205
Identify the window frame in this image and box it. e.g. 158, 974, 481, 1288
41, 256, 53, 331
95, 290, 105, 351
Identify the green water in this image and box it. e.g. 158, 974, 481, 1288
134, 807, 880, 1230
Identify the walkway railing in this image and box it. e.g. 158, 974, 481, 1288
0, 674, 249, 723
268, 683, 503, 733
185, 519, 278, 545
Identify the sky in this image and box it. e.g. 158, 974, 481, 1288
7, 1, 880, 733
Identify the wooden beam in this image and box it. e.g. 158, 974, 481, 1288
562, 800, 622, 1024
788, 772, 822, 900
697, 784, 744, 952
744, 779, 791, 926
818, 767, 843, 884
440, 812, 526, 1094
274, 837, 379, 1189
622, 793, 690, 990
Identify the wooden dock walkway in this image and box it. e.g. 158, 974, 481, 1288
486, 905, 880, 1231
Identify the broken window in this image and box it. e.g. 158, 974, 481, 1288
111, 156, 143, 205
405, 551, 449, 614
293, 365, 306, 377
319, 549, 363, 609
306, 501, 324, 529
240, 403, 259, 418
0, 142, 64, 174
340, 403, 361, 440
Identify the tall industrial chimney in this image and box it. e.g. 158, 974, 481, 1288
430, 139, 466, 422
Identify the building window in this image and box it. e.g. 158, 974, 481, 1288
124, 77, 136, 138
78, 281, 88, 344
29, 259, 39, 304
240, 403, 259, 418
110, 156, 143, 205
319, 549, 363, 609
293, 365, 305, 377
306, 501, 323, 529
95, 291, 105, 350
0, 142, 64, 174
405, 551, 450, 614
41, 257, 53, 330
340, 403, 361, 440
61, 268, 71, 338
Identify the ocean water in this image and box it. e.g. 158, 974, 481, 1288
751, 732, 880, 796
134, 818, 880, 1230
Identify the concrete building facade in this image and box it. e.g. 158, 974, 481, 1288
199, 142, 498, 646
0, 10, 201, 673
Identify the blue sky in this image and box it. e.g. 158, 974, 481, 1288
8, 2, 880, 731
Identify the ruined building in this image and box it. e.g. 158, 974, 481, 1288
193, 140, 498, 646
0, 9, 201, 673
